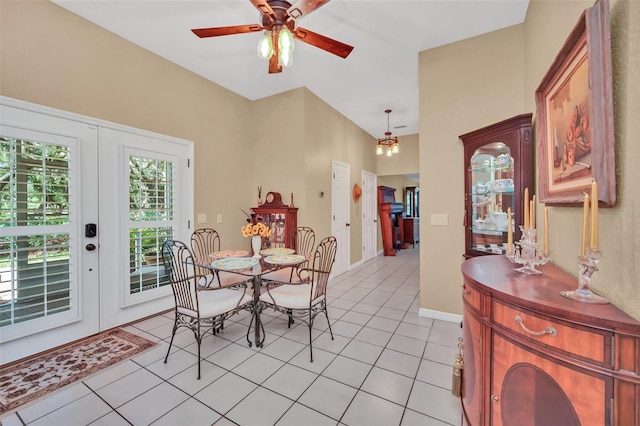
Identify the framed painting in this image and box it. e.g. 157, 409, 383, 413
535, 0, 615, 206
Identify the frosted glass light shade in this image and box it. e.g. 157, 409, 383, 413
279, 49, 293, 67
278, 27, 294, 52
257, 32, 273, 59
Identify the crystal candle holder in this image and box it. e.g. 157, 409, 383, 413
506, 227, 549, 274
560, 248, 609, 304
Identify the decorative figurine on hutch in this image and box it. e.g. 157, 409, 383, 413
257, 186, 263, 206
506, 188, 549, 274
561, 180, 609, 304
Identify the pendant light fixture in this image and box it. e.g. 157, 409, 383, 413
376, 109, 400, 156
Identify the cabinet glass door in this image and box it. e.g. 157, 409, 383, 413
469, 142, 514, 254
260, 213, 286, 248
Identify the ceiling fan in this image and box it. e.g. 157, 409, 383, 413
191, 0, 354, 73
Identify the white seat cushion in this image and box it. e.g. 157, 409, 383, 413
261, 267, 309, 283
213, 271, 251, 288
178, 288, 252, 319
259, 283, 323, 309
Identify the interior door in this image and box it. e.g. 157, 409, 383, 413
0, 103, 100, 363
331, 160, 350, 276
361, 170, 377, 262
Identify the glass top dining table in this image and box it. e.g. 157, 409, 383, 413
203, 253, 306, 348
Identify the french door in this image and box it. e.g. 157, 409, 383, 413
0, 104, 100, 363
98, 128, 192, 329
0, 98, 192, 363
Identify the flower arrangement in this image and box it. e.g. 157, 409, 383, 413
242, 221, 271, 238
240, 209, 272, 238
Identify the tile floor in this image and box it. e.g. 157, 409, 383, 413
1, 247, 463, 426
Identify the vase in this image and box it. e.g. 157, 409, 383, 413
251, 235, 262, 258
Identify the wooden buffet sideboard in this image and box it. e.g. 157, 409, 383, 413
461, 255, 640, 426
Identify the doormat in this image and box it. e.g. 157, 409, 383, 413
0, 328, 156, 414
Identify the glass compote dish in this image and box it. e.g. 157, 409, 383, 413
506, 227, 549, 274
560, 248, 609, 304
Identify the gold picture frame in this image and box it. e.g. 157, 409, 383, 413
535, 0, 615, 206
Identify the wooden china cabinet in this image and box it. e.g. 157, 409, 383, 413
251, 191, 298, 249
460, 114, 533, 258
461, 255, 640, 426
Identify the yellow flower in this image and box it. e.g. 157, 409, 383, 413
241, 222, 272, 238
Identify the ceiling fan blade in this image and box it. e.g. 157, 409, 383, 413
250, 0, 275, 22
269, 53, 283, 74
294, 27, 353, 58
191, 24, 262, 38
287, 0, 330, 18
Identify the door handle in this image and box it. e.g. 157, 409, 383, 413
86, 243, 97, 251
346, 223, 350, 227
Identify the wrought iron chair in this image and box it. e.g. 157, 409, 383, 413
190, 228, 246, 288
261, 226, 316, 283
162, 240, 252, 379
259, 236, 337, 362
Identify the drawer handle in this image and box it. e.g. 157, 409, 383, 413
514, 315, 558, 337
463, 290, 471, 296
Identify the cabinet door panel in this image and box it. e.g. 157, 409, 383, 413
492, 333, 611, 426
462, 306, 483, 425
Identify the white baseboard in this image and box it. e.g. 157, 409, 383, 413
419, 308, 463, 324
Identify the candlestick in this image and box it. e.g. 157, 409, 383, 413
507, 207, 513, 254
581, 192, 589, 257
523, 187, 529, 229
590, 180, 598, 249
532, 195, 537, 229
544, 207, 549, 256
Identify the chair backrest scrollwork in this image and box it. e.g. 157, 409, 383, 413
309, 236, 337, 300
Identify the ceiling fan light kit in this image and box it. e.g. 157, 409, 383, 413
377, 109, 400, 157
191, 0, 354, 73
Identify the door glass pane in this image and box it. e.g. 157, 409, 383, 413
127, 155, 173, 294
0, 137, 72, 327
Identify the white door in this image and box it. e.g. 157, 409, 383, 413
331, 160, 350, 276
362, 170, 377, 262
0, 104, 100, 363
98, 128, 192, 329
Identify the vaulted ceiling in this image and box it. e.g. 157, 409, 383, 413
52, 0, 529, 139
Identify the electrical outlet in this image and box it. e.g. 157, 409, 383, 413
197, 213, 207, 224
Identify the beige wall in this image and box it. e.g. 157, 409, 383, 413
525, 0, 640, 320
0, 0, 376, 264
251, 87, 376, 261
377, 134, 420, 176
419, 0, 640, 321
419, 24, 526, 315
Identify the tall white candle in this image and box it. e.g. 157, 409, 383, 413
590, 180, 599, 249
507, 207, 513, 254
544, 207, 549, 256
531, 195, 537, 229
523, 188, 529, 229
582, 193, 589, 257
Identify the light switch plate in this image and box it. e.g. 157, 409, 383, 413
216, 214, 223, 224
430, 213, 449, 226
197, 213, 207, 224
